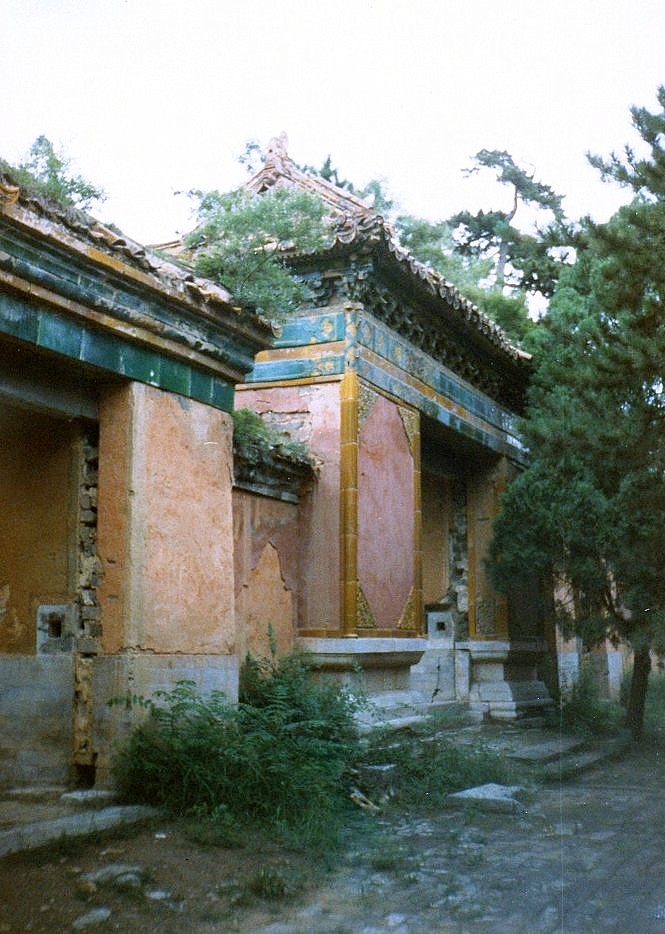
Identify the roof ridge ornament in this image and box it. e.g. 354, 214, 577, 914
264, 132, 290, 173
0, 180, 20, 208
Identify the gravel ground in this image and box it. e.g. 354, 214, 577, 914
1, 740, 664, 933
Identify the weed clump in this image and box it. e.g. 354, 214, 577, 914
111, 651, 361, 843
232, 407, 312, 465
548, 662, 626, 738
358, 721, 510, 813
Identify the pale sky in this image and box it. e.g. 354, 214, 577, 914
2, 0, 664, 245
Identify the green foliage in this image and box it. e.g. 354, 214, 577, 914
358, 720, 509, 812
232, 407, 311, 464
395, 213, 535, 344
188, 145, 543, 340
622, 667, 665, 738
546, 662, 626, 738
644, 669, 665, 737
241, 866, 304, 901
184, 803, 245, 848
490, 87, 665, 738
448, 148, 571, 298
395, 214, 491, 287
298, 156, 535, 343
186, 186, 330, 316
238, 649, 362, 741
467, 285, 534, 344
300, 155, 396, 215
111, 653, 361, 843
0, 135, 105, 211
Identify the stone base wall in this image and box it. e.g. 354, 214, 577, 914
92, 653, 239, 787
409, 639, 457, 703
457, 641, 553, 721
0, 653, 240, 790
299, 637, 426, 693
0, 656, 74, 788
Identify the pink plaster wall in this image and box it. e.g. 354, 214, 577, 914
358, 393, 415, 630
233, 489, 300, 658
236, 382, 341, 630
97, 382, 236, 655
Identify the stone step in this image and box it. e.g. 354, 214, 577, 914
507, 736, 587, 764
2, 785, 68, 803
540, 737, 632, 781
512, 716, 548, 730
1, 786, 117, 808
355, 690, 431, 733
0, 804, 159, 858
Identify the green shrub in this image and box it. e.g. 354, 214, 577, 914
242, 866, 304, 901
548, 662, 626, 738
184, 803, 245, 849
239, 649, 361, 741
111, 652, 361, 842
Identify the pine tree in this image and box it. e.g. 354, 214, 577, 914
490, 89, 665, 738
448, 149, 571, 298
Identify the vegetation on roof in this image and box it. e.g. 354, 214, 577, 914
232, 407, 313, 467
0, 135, 106, 213
185, 187, 331, 318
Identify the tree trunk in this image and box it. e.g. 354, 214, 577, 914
496, 239, 509, 290
627, 645, 651, 741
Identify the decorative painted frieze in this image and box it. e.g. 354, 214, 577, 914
0, 188, 274, 411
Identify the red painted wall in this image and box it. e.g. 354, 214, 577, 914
358, 392, 415, 630
237, 381, 342, 631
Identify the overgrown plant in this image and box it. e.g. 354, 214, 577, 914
644, 670, 665, 738
489, 87, 665, 740
232, 407, 312, 465
0, 135, 106, 212
622, 666, 665, 739
111, 651, 361, 843
358, 720, 510, 812
185, 186, 330, 316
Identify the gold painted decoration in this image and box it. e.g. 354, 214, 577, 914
358, 383, 377, 427
473, 599, 498, 636
398, 406, 419, 455
398, 587, 421, 631
356, 583, 377, 629
312, 358, 337, 376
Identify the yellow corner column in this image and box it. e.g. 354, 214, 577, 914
340, 370, 359, 636
411, 412, 424, 635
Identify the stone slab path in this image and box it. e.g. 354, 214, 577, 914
0, 736, 663, 932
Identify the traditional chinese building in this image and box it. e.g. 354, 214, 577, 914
229, 138, 553, 720
0, 139, 555, 790
0, 176, 272, 786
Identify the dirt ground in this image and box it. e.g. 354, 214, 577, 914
1, 741, 664, 933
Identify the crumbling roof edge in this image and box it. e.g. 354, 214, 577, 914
243, 140, 531, 365
0, 175, 275, 349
